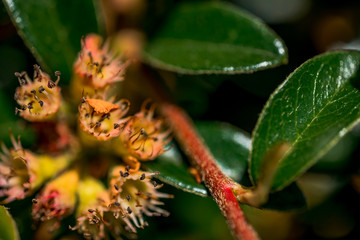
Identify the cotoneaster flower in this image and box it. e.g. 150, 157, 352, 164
116, 100, 172, 161
0, 135, 36, 203
70, 177, 108, 240
0, 134, 71, 204
78, 94, 130, 141
32, 170, 79, 228
73, 34, 128, 94
14, 65, 61, 121
108, 165, 173, 232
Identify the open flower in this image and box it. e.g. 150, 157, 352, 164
32, 170, 79, 228
108, 165, 173, 233
71, 177, 136, 240
0, 135, 36, 203
0, 135, 74, 204
70, 177, 108, 240
14, 65, 61, 121
73, 34, 128, 91
78, 94, 130, 141
116, 100, 172, 161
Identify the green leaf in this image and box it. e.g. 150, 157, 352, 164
143, 1, 287, 74
144, 146, 208, 197
3, 0, 100, 82
196, 121, 250, 182
0, 206, 20, 240
250, 50, 360, 191
145, 121, 306, 210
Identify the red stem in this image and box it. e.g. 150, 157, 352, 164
160, 103, 259, 240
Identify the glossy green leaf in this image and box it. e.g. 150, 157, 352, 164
250, 50, 360, 191
143, 1, 287, 74
3, 0, 100, 82
0, 206, 20, 240
145, 121, 306, 210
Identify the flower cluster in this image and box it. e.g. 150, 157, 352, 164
0, 33, 172, 239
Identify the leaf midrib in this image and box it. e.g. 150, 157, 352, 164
273, 60, 356, 189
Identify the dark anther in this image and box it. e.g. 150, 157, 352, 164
125, 165, 130, 172
85, 113, 90, 118
127, 207, 132, 214
114, 202, 120, 207
88, 209, 95, 213
93, 62, 99, 66
21, 105, 27, 110
32, 199, 38, 204
140, 173, 145, 181
38, 86, 45, 93
23, 187, 29, 192
48, 80, 56, 88
55, 71, 61, 76
123, 172, 129, 178
38, 100, 44, 107
27, 102, 33, 110
30, 89, 36, 95
114, 123, 120, 129
103, 113, 110, 120
152, 181, 158, 187
126, 195, 131, 201
95, 122, 101, 128
114, 184, 119, 191
81, 97, 86, 103
140, 128, 147, 136
120, 171, 124, 177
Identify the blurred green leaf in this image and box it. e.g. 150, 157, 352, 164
196, 121, 250, 182
262, 182, 306, 210
0, 206, 20, 240
146, 121, 305, 210
144, 1, 287, 74
250, 50, 360, 191
0, 89, 35, 146
2, 0, 101, 82
145, 145, 208, 197
312, 132, 358, 172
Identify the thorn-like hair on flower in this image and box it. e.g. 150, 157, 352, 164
74, 34, 129, 90
78, 93, 130, 141
118, 100, 172, 161
0, 134, 37, 203
14, 65, 61, 121
106, 165, 173, 233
